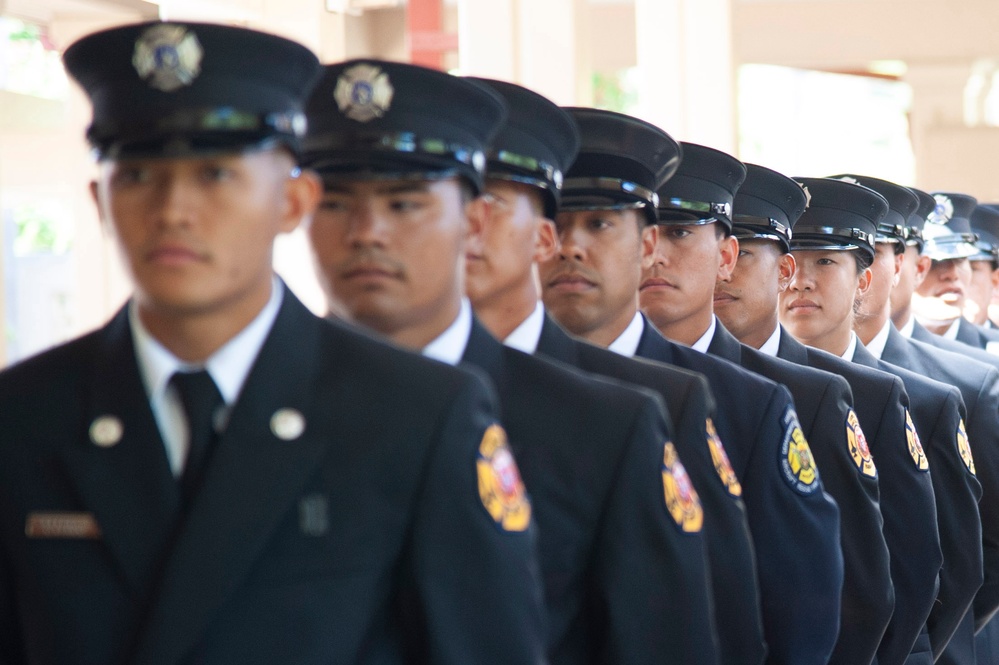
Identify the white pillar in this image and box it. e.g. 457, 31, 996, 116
634, 0, 735, 153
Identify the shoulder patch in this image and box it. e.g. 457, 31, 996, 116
846, 409, 877, 478
780, 407, 820, 495
905, 409, 929, 471
957, 419, 977, 476
477, 424, 531, 531
706, 417, 742, 496
662, 442, 703, 533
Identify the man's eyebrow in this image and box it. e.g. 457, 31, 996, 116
322, 182, 433, 195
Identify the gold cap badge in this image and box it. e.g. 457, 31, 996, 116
132, 24, 203, 92
334, 63, 394, 123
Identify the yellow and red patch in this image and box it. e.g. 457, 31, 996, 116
905, 409, 929, 471
846, 409, 877, 478
957, 419, 976, 476
706, 417, 742, 497
477, 424, 531, 531
780, 408, 819, 495
662, 442, 703, 533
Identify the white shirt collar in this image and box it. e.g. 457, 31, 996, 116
422, 298, 473, 366
758, 325, 782, 357
840, 331, 859, 361
130, 276, 284, 474
864, 319, 892, 360
503, 301, 545, 355
689, 316, 718, 354
898, 314, 915, 338
608, 311, 646, 357
943, 317, 961, 340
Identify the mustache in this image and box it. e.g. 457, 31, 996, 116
545, 260, 601, 283
336, 250, 406, 277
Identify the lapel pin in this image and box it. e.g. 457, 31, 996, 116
271, 408, 305, 441
89, 415, 123, 448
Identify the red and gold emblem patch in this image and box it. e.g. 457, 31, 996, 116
846, 409, 877, 478
477, 424, 531, 531
780, 408, 819, 495
706, 417, 741, 497
905, 409, 929, 471
662, 442, 703, 533
957, 419, 976, 476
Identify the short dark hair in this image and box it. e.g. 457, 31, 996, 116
853, 250, 874, 273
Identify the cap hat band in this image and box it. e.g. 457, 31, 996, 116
489, 149, 562, 189
562, 176, 658, 207
794, 224, 875, 247
659, 196, 733, 224
304, 131, 486, 174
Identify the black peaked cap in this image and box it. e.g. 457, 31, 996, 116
732, 163, 807, 252
970, 205, 999, 263
560, 107, 681, 226
829, 174, 918, 246
924, 192, 979, 260
791, 177, 888, 259
302, 60, 508, 194
63, 21, 321, 159
466, 78, 579, 219
657, 142, 747, 232
906, 187, 936, 250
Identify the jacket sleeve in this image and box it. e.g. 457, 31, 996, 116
742, 385, 843, 665
406, 371, 548, 665
591, 394, 720, 665
969, 370, 999, 630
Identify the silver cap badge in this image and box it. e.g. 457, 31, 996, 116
133, 24, 203, 92
334, 63, 394, 122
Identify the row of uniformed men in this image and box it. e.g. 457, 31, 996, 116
1, 18, 998, 665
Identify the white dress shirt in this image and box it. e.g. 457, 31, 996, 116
608, 311, 646, 358
131, 276, 284, 476
758, 325, 782, 357
422, 298, 473, 366
898, 314, 916, 338
839, 331, 859, 362
864, 320, 893, 360
690, 316, 718, 354
503, 301, 546, 355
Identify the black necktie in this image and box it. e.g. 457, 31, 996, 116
170, 369, 224, 511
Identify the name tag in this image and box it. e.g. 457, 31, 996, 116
25, 512, 102, 539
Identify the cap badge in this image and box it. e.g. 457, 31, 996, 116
334, 63, 394, 122
132, 24, 203, 93
836, 176, 860, 185
800, 183, 812, 209
929, 194, 954, 225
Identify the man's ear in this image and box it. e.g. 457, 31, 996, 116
717, 233, 739, 282
892, 250, 903, 287
281, 167, 322, 234
914, 254, 932, 287
857, 266, 874, 296
778, 252, 796, 292
534, 218, 559, 263
640, 223, 658, 270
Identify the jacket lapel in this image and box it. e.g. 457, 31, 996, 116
535, 314, 580, 365
706, 323, 743, 363
62, 306, 179, 597
132, 291, 330, 664
776, 326, 810, 364
635, 314, 677, 364
460, 317, 510, 399
882, 325, 914, 365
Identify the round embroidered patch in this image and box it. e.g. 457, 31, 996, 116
957, 419, 977, 476
846, 409, 877, 478
706, 417, 742, 497
780, 407, 820, 495
905, 409, 929, 471
476, 424, 531, 531
662, 441, 703, 533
